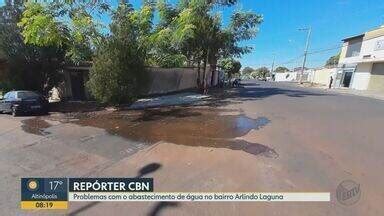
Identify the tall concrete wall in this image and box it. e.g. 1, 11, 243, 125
274, 72, 297, 82
146, 67, 198, 95
312, 68, 336, 85
368, 62, 384, 91
146, 67, 217, 95
351, 63, 371, 90
55, 66, 217, 101
339, 42, 348, 63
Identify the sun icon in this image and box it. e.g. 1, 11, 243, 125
27, 179, 38, 191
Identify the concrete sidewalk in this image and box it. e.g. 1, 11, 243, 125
328, 88, 384, 100
297, 82, 384, 101
129, 92, 210, 109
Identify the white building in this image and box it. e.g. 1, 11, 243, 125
311, 67, 337, 86
273, 71, 297, 82
337, 25, 384, 92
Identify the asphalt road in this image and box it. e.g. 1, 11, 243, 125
1, 80, 383, 215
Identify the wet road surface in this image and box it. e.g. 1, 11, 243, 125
21, 118, 52, 136
1, 80, 384, 215
71, 108, 277, 158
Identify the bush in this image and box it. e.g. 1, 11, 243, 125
87, 39, 148, 104
86, 3, 152, 105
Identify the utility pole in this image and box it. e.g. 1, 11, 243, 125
299, 27, 311, 84
270, 53, 275, 80
271, 54, 275, 73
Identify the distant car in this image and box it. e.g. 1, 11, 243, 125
0, 91, 49, 116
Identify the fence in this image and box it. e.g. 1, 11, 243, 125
52, 66, 218, 101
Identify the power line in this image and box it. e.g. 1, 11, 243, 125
307, 45, 342, 55
250, 31, 384, 69
277, 54, 303, 65
289, 33, 381, 56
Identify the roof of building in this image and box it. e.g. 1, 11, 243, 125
342, 34, 365, 42
342, 25, 384, 42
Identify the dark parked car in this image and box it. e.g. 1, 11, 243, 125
0, 91, 49, 116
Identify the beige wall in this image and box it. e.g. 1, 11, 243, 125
368, 75, 384, 91
351, 63, 371, 90
364, 26, 384, 41
339, 42, 348, 63
312, 68, 336, 85
368, 63, 384, 91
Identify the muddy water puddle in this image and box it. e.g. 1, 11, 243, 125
73, 107, 277, 158
21, 118, 51, 136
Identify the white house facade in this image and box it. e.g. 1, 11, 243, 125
273, 71, 297, 82
337, 25, 384, 92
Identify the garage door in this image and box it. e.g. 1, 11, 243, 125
368, 63, 384, 91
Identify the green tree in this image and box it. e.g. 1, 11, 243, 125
253, 67, 270, 79
172, 0, 262, 89
86, 2, 153, 104
218, 58, 241, 79
0, 1, 65, 94
4, 1, 110, 95
148, 0, 186, 68
275, 66, 290, 73
223, 11, 263, 58
325, 53, 340, 67
242, 66, 254, 75
18, 1, 108, 63
9, 0, 263, 99
171, 0, 215, 88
